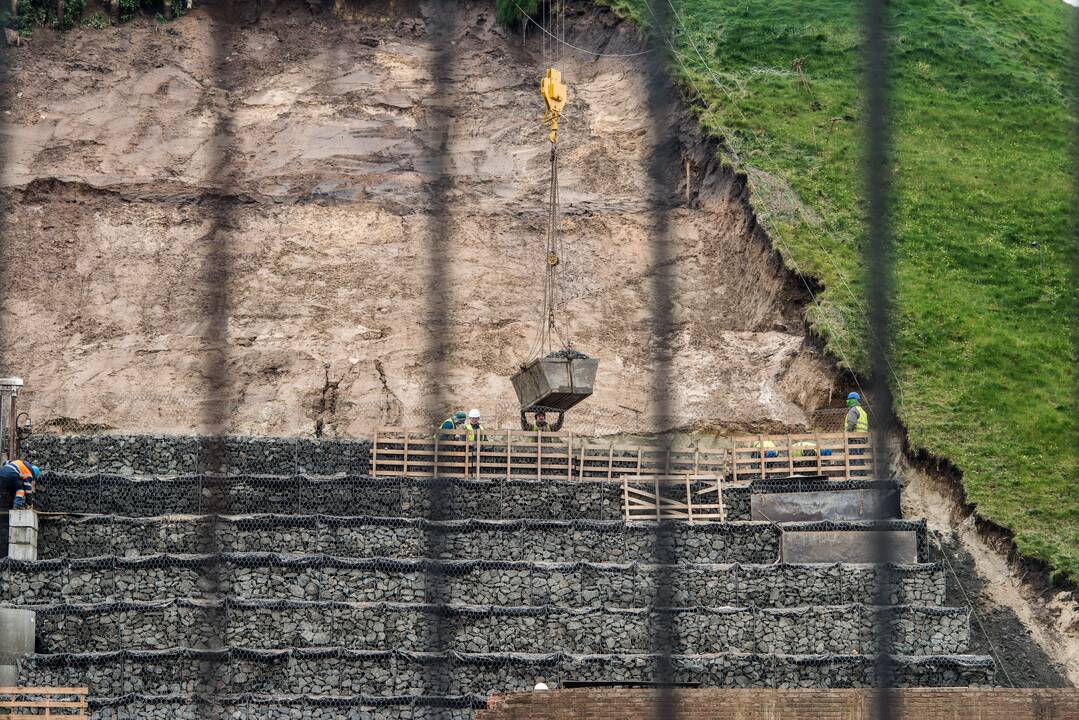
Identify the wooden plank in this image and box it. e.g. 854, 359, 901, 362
0, 699, 87, 707
0, 689, 88, 695
685, 475, 693, 523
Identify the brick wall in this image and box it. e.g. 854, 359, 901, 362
477, 688, 1079, 720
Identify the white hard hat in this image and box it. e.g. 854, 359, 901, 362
468, 408, 481, 419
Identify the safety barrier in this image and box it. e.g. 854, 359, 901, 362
371, 430, 729, 481
372, 430, 873, 483
731, 433, 873, 482
622, 476, 740, 523
0, 686, 88, 717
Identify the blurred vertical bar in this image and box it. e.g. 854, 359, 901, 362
197, 1, 240, 715
642, 1, 679, 717
422, 0, 457, 708
0, 12, 10, 369
863, 0, 897, 715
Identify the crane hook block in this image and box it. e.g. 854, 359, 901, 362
541, 67, 567, 144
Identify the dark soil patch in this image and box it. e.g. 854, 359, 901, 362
928, 530, 1070, 687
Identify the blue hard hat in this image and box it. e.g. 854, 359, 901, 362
30, 465, 40, 479
847, 392, 860, 401
454, 411, 467, 420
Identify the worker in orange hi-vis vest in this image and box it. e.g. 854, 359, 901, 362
1, 459, 40, 509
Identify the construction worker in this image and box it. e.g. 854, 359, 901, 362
751, 439, 778, 458
463, 408, 486, 442
1, 459, 40, 509
438, 410, 467, 441
520, 409, 564, 433
845, 392, 869, 433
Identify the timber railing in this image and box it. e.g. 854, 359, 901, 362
621, 475, 735, 522
371, 429, 873, 482
0, 687, 89, 718
730, 432, 874, 482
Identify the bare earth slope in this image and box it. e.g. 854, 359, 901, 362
1, 0, 836, 437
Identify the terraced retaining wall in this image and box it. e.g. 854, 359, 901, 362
23, 435, 374, 476
0, 556, 947, 607
35, 475, 649, 520
22, 600, 969, 656
17, 649, 995, 696
38, 517, 782, 564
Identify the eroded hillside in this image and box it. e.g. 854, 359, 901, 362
0, 0, 837, 436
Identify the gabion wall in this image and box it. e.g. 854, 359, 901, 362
0, 556, 948, 608
23, 435, 374, 477
24, 599, 969, 656
38, 516, 780, 564
35, 474, 751, 521
17, 649, 996, 696
86, 696, 482, 720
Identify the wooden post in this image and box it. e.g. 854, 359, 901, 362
607, 444, 614, 481
758, 433, 766, 478
403, 434, 410, 476
566, 433, 573, 482
432, 435, 439, 479
163, 0, 172, 19
535, 430, 541, 480
622, 474, 630, 523
463, 437, 470, 479
814, 431, 822, 475
843, 431, 852, 480
718, 475, 726, 522
57, 0, 65, 25
786, 433, 793, 476
372, 430, 380, 476
685, 475, 693, 524
654, 475, 661, 521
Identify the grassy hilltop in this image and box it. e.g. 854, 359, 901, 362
504, 0, 1078, 580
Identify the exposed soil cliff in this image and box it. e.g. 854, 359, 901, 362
0, 0, 836, 436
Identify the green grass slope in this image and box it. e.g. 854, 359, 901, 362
572, 0, 1077, 580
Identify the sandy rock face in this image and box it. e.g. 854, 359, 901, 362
1, 1, 835, 437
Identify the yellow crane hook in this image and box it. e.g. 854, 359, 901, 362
540, 67, 567, 144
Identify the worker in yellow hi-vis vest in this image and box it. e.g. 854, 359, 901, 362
463, 409, 486, 443
845, 392, 869, 432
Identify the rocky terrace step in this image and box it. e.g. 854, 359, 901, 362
38, 473, 902, 524
16, 648, 996, 696
0, 555, 947, 608
39, 516, 785, 564
37, 516, 926, 565
16, 599, 970, 656
85, 693, 485, 720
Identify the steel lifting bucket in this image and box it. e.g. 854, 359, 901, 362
511, 351, 599, 411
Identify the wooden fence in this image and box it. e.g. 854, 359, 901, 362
0, 687, 88, 718
372, 430, 873, 482
730, 432, 874, 482
622, 475, 738, 522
